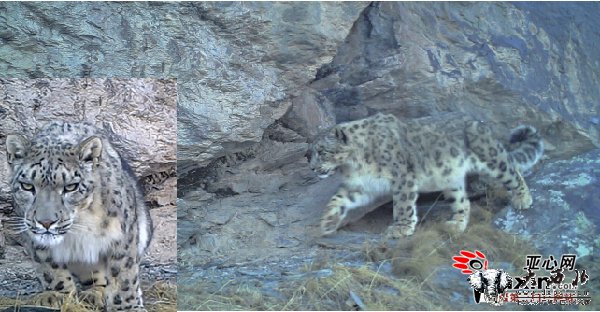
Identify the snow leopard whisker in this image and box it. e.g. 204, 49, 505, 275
6, 228, 28, 235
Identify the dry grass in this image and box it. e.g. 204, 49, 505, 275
0, 281, 176, 312
179, 264, 436, 311
179, 282, 277, 311
144, 281, 177, 312
0, 292, 92, 312
286, 265, 437, 310
0, 297, 26, 311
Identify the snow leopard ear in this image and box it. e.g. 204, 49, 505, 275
6, 134, 30, 165
334, 128, 348, 145
79, 136, 103, 163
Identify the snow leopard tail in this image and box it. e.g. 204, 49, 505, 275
508, 125, 544, 172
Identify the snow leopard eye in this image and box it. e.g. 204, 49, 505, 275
64, 183, 79, 193
20, 182, 34, 192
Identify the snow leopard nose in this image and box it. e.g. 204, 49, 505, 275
38, 219, 58, 230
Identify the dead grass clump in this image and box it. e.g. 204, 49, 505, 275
0, 297, 24, 310
0, 292, 94, 312
59, 294, 95, 312
384, 203, 535, 273
0, 281, 176, 312
324, 202, 536, 310
283, 265, 436, 311
144, 281, 177, 312
388, 227, 448, 280
178, 280, 280, 311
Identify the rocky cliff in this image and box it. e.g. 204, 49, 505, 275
301, 2, 600, 159
0, 1, 368, 175
2, 2, 598, 176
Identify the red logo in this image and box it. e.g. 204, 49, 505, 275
452, 250, 488, 274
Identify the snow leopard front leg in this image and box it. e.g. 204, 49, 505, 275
31, 247, 77, 308
443, 184, 471, 232
69, 263, 108, 308
385, 173, 419, 239
105, 248, 145, 311
320, 184, 375, 235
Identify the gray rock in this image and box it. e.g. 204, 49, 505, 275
281, 88, 337, 140
275, 237, 300, 249
205, 209, 235, 226
259, 212, 279, 227
495, 149, 600, 258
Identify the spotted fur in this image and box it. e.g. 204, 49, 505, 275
5, 121, 152, 311
308, 113, 543, 239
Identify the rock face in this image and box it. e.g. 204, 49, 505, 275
178, 2, 368, 174
0, 0, 595, 238
0, 78, 177, 205
2, 2, 598, 177
0, 2, 369, 175
302, 2, 600, 160
495, 148, 600, 259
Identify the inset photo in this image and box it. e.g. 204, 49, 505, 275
0, 78, 177, 312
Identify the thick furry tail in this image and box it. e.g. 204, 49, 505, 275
508, 125, 544, 172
